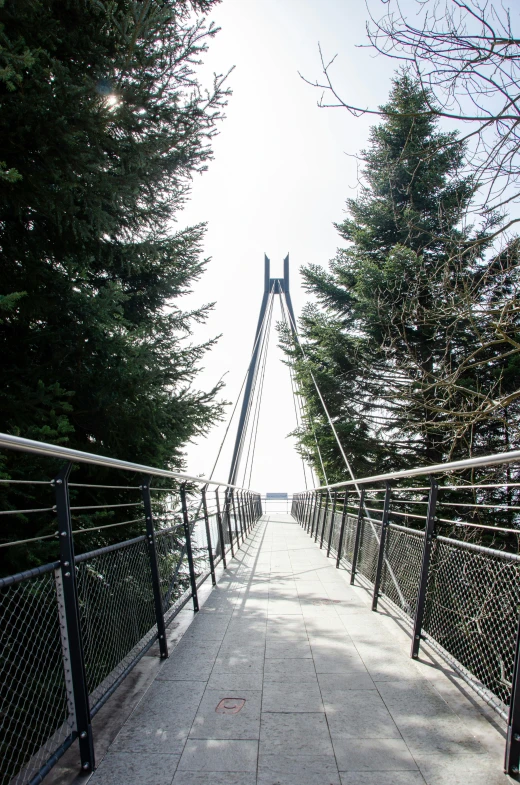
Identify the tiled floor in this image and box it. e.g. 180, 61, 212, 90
89, 515, 511, 785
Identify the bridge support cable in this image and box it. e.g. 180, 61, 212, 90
288, 365, 310, 491
241, 289, 275, 488
203, 285, 275, 486
232, 286, 275, 489
279, 277, 408, 607
278, 290, 329, 491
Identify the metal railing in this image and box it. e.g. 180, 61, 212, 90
0, 434, 262, 785
292, 449, 520, 777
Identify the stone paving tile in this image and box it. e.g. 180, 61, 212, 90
206, 671, 264, 691
178, 739, 258, 772
262, 681, 324, 713
260, 712, 334, 756
111, 680, 206, 754
317, 672, 375, 692
326, 691, 401, 739
339, 773, 426, 785
333, 738, 419, 772
396, 716, 484, 756
172, 773, 256, 785
413, 753, 507, 785
89, 752, 178, 785
189, 689, 261, 740
263, 657, 317, 683
264, 639, 312, 658
258, 753, 341, 785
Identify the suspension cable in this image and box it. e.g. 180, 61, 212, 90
282, 298, 363, 499
235, 286, 275, 487
242, 290, 275, 487
228, 284, 276, 486
205, 286, 275, 484
279, 294, 329, 491
289, 363, 309, 490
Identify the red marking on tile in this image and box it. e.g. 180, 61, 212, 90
215, 698, 246, 714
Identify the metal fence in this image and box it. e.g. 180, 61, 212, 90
292, 449, 520, 776
0, 434, 262, 785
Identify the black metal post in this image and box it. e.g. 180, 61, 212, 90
201, 487, 216, 586
310, 493, 318, 537
243, 492, 250, 533
350, 490, 365, 584
214, 488, 227, 568
320, 492, 330, 549
237, 491, 245, 541
314, 493, 323, 542
231, 490, 241, 546
180, 483, 199, 612
327, 491, 338, 557
336, 491, 349, 568
411, 477, 438, 659
224, 490, 235, 557
54, 463, 95, 774
372, 483, 391, 612
141, 476, 168, 659
505, 612, 520, 775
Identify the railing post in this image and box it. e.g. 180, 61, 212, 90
307, 492, 313, 531
350, 489, 366, 584
327, 491, 338, 557
336, 491, 349, 568
242, 492, 249, 533
141, 476, 168, 660
411, 476, 438, 659
505, 613, 520, 776
237, 491, 246, 540
372, 483, 391, 611
231, 490, 241, 546
54, 463, 95, 774
224, 490, 235, 557
310, 492, 319, 537
320, 492, 330, 549
201, 486, 216, 586
214, 488, 227, 568
314, 493, 323, 542
180, 482, 199, 612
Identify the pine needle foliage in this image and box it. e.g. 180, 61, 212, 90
0, 0, 229, 571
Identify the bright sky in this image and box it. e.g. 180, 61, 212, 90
180, 0, 396, 494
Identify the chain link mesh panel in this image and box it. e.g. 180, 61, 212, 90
381, 525, 425, 618
356, 517, 381, 583
0, 568, 73, 785
76, 538, 157, 709
424, 537, 520, 707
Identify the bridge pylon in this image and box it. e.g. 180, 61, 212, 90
227, 254, 295, 487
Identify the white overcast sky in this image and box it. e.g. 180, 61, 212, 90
180, 0, 396, 494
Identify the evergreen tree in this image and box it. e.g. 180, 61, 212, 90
0, 0, 228, 570
282, 73, 518, 485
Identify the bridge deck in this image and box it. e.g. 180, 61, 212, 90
89, 515, 508, 785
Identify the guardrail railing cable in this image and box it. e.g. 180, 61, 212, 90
0, 434, 262, 785
292, 449, 520, 777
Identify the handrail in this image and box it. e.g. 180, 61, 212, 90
304, 448, 520, 492
0, 433, 258, 493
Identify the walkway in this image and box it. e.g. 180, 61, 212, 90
89, 515, 509, 785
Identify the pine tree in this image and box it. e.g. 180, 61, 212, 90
0, 0, 228, 571
282, 73, 517, 485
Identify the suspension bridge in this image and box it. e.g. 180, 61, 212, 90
1, 256, 520, 785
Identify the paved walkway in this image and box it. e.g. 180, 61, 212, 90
89, 515, 510, 785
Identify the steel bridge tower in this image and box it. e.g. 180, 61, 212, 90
227, 254, 296, 487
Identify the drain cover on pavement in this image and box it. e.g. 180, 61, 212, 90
215, 698, 246, 715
